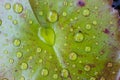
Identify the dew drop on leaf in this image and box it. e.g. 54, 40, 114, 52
69, 52, 77, 61
61, 69, 69, 78
16, 51, 23, 58
74, 33, 84, 42
13, 39, 21, 47
41, 68, 49, 76
47, 10, 58, 23
83, 9, 90, 17
13, 3, 23, 14
4, 3, 11, 10
21, 63, 28, 70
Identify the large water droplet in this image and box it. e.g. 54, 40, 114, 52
16, 51, 23, 58
61, 69, 69, 78
47, 11, 58, 23
13, 3, 23, 14
21, 63, 28, 70
13, 39, 21, 47
69, 52, 77, 61
38, 27, 55, 46
74, 33, 84, 42
41, 68, 49, 76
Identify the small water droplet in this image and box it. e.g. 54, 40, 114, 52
8, 15, 12, 20
53, 74, 58, 79
13, 3, 23, 14
29, 56, 33, 60
85, 24, 91, 30
16, 51, 23, 58
4, 50, 8, 54
41, 68, 49, 76
39, 59, 43, 63
2, 78, 8, 80
85, 46, 91, 52
90, 77, 96, 80
83, 9, 90, 17
9, 58, 14, 64
100, 77, 105, 80
84, 65, 91, 71
12, 20, 18, 25
62, 12, 67, 16
21, 63, 28, 70
5, 3, 11, 10
61, 69, 69, 78
74, 33, 84, 42
29, 20, 33, 24
0, 19, 2, 26
93, 21, 97, 25
47, 10, 58, 23
39, 11, 43, 16
36, 47, 41, 53
69, 52, 77, 61
20, 76, 25, 80
13, 39, 21, 47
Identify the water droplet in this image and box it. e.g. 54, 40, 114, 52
38, 27, 55, 46
8, 15, 12, 20
47, 10, 58, 23
12, 20, 18, 25
85, 46, 91, 52
74, 33, 84, 42
9, 58, 14, 64
63, 1, 68, 6
62, 12, 67, 16
69, 52, 77, 61
93, 21, 97, 25
13, 39, 21, 47
29, 56, 33, 60
83, 9, 90, 17
36, 47, 41, 53
21, 63, 28, 70
39, 11, 43, 16
100, 77, 105, 80
0, 19, 2, 26
20, 76, 25, 80
5, 3, 11, 10
41, 68, 49, 76
4, 50, 8, 54
13, 3, 23, 14
90, 77, 96, 80
61, 69, 69, 78
16, 51, 23, 58
2, 78, 8, 80
29, 20, 33, 24
53, 74, 58, 79
84, 65, 91, 71
39, 59, 43, 63
85, 24, 91, 30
